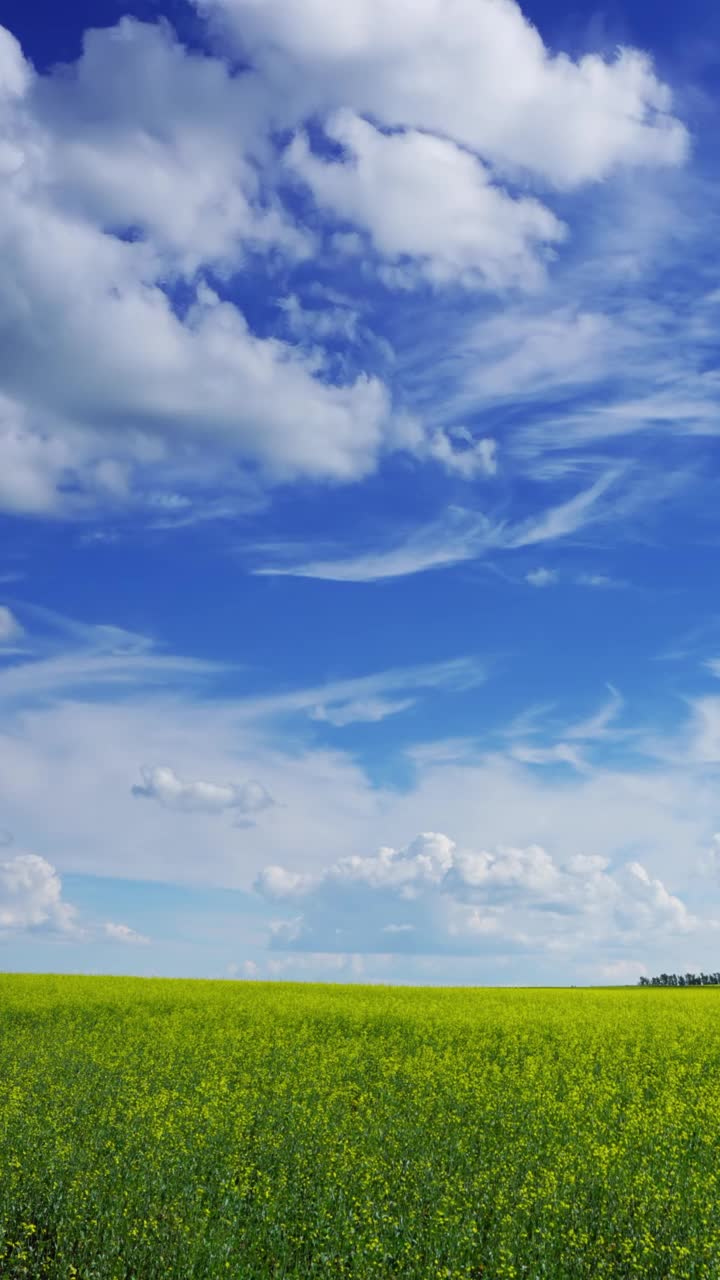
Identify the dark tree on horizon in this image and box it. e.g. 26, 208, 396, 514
639, 972, 720, 987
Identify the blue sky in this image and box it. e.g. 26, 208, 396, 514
1, 0, 720, 985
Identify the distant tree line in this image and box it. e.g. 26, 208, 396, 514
639, 972, 720, 987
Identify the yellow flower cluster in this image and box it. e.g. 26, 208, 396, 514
0, 975, 718, 1278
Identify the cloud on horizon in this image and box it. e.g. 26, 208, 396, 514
256, 830, 704, 957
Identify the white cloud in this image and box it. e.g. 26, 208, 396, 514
0, 847, 148, 943
36, 19, 307, 274
676, 697, 720, 764
0, 399, 82, 517
103, 921, 150, 945
132, 765, 274, 815
278, 293, 360, 343
0, 26, 29, 103
0, 691, 383, 888
420, 308, 618, 431
518, 380, 720, 454
201, 0, 687, 186
576, 573, 627, 589
2, 10, 654, 523
565, 685, 624, 741
255, 472, 624, 581
288, 110, 565, 290
310, 696, 416, 727
255, 865, 314, 899
1, 606, 720, 979
617, 861, 696, 935
525, 567, 557, 587
509, 742, 588, 771
510, 469, 622, 548
0, 605, 22, 642
234, 655, 486, 721
0, 639, 219, 707
0, 22, 405, 514
0, 852, 78, 933
0, 4, 696, 533
252, 509, 495, 581
423, 431, 498, 479
501, 689, 625, 774
255, 829, 704, 955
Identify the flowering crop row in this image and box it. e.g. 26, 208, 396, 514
0, 975, 718, 1278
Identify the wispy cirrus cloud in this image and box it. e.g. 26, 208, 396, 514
0, 639, 221, 706
233, 656, 487, 722
254, 471, 622, 582
0, 606, 22, 642
565, 685, 624, 742
252, 508, 496, 581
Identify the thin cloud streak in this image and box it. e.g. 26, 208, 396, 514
254, 472, 622, 582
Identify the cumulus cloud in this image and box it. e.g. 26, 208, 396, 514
0, 847, 147, 943
132, 765, 274, 816
0, 852, 78, 933
200, 0, 687, 185
0, 21, 404, 515
256, 865, 314, 899
288, 111, 565, 290
616, 861, 696, 935
0, 0, 694, 524
255, 830, 703, 955
2, 609, 720, 977
35, 20, 307, 274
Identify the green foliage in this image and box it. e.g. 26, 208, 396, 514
639, 972, 720, 987
0, 975, 718, 1278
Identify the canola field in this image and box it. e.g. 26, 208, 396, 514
0, 976, 719, 1279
